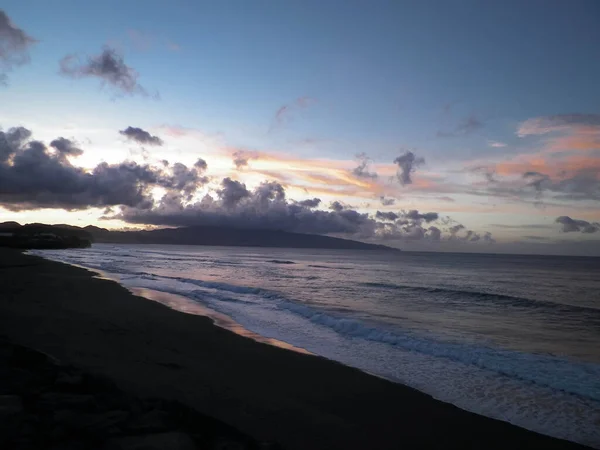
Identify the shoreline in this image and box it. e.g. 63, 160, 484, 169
0, 248, 592, 449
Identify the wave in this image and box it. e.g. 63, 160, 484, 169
362, 282, 600, 315
170, 276, 269, 297
139, 272, 600, 402
267, 259, 296, 265
308, 264, 353, 270
278, 300, 600, 402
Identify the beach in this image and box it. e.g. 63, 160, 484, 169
0, 248, 591, 450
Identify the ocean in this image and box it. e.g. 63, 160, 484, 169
31, 244, 600, 447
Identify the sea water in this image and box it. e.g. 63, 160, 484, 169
31, 244, 600, 447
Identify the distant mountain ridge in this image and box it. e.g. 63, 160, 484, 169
87, 225, 398, 251
0, 222, 399, 251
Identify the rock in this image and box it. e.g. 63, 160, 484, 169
39, 392, 96, 411
0, 395, 23, 416
105, 431, 197, 450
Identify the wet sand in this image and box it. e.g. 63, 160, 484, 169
0, 248, 591, 449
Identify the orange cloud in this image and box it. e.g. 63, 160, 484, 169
495, 154, 600, 179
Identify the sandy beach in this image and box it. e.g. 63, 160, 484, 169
0, 248, 591, 450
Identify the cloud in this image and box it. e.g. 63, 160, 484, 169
518, 114, 600, 137
113, 178, 480, 243
0, 126, 207, 210
0, 9, 36, 83
402, 209, 439, 223
194, 158, 207, 171
380, 196, 395, 206
59, 46, 151, 97
481, 151, 600, 202
437, 115, 484, 138
296, 198, 321, 208
488, 140, 507, 148
232, 150, 258, 169
115, 179, 381, 237
375, 211, 398, 221
119, 126, 163, 146
427, 226, 442, 241
490, 223, 553, 229
352, 153, 378, 179
524, 236, 550, 241
270, 96, 315, 131
329, 201, 345, 212
555, 216, 600, 233
49, 137, 83, 158
393, 151, 425, 185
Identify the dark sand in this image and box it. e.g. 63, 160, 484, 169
0, 249, 590, 450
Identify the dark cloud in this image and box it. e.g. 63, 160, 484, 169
523, 169, 600, 202
482, 232, 496, 244
352, 153, 378, 179
109, 175, 495, 244
437, 115, 484, 138
170, 162, 209, 198
119, 126, 163, 146
471, 165, 497, 183
0, 126, 31, 161
523, 171, 550, 194
330, 201, 345, 212
449, 224, 465, 236
217, 177, 251, 208
555, 216, 600, 234
232, 150, 258, 170
1, 125, 497, 246
59, 47, 150, 97
49, 138, 83, 158
194, 158, 207, 171
445, 223, 495, 244
375, 211, 398, 221
296, 198, 321, 208
393, 151, 425, 186
402, 209, 439, 223
115, 179, 378, 237
0, 10, 36, 83
380, 196, 395, 206
427, 226, 442, 241
0, 126, 206, 211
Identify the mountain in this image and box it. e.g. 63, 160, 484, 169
88, 225, 399, 251
0, 223, 92, 249
0, 222, 399, 251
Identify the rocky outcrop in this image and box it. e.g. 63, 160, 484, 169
0, 337, 280, 449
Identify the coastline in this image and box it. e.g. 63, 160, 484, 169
0, 248, 591, 450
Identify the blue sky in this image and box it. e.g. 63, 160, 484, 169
1, 1, 600, 254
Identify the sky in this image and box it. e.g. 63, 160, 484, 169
1, 0, 599, 255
